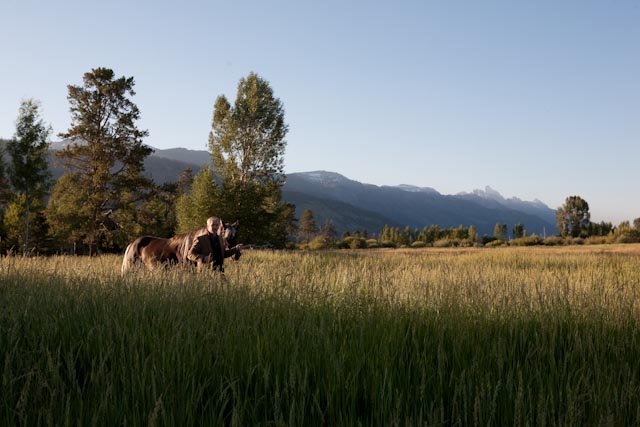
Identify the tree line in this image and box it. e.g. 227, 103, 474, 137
297, 199, 640, 250
0, 68, 293, 255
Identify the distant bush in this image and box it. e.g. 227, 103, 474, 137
484, 240, 506, 248
379, 240, 396, 248
543, 236, 564, 246
584, 236, 607, 245
567, 237, 585, 245
433, 239, 456, 248
366, 239, 379, 247
614, 234, 635, 244
458, 239, 477, 248
285, 241, 297, 250
308, 236, 330, 250
349, 238, 368, 249
509, 235, 543, 246
481, 235, 497, 245
337, 237, 354, 249
410, 241, 427, 248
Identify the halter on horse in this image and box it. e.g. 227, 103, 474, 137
121, 221, 239, 274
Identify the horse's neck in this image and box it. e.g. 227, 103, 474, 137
170, 227, 207, 248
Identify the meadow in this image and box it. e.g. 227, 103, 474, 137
1, 245, 640, 426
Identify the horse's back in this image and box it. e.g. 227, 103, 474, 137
121, 235, 168, 274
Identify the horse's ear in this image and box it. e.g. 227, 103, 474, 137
231, 220, 239, 228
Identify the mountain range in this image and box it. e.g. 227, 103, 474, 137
2, 139, 558, 237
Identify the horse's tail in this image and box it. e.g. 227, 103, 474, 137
121, 239, 140, 275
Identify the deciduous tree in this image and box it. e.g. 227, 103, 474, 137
513, 223, 525, 239
556, 196, 590, 238
298, 209, 318, 243
175, 167, 217, 233
209, 72, 291, 246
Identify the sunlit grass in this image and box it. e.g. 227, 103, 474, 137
1, 245, 640, 425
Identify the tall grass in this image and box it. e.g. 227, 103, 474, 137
1, 246, 640, 425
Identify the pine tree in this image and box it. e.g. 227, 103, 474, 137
0, 148, 11, 250
177, 167, 194, 196
55, 68, 152, 254
6, 99, 51, 254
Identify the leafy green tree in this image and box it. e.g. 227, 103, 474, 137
209, 72, 290, 246
4, 195, 49, 253
46, 174, 91, 252
175, 167, 217, 233
56, 68, 153, 254
513, 223, 526, 239
455, 225, 468, 240
298, 209, 318, 243
556, 196, 591, 238
468, 225, 478, 245
123, 184, 178, 239
614, 221, 631, 236
401, 226, 412, 246
379, 224, 391, 243
633, 218, 640, 232
428, 225, 440, 244
6, 99, 52, 254
493, 223, 504, 241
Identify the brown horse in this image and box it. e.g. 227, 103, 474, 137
121, 221, 239, 274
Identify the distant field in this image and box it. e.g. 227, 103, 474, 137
1, 245, 639, 425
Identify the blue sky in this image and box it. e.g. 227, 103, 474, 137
1, 0, 638, 224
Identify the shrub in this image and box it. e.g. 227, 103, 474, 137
509, 235, 543, 246
379, 240, 396, 248
410, 241, 427, 248
484, 240, 506, 248
338, 237, 354, 249
543, 236, 564, 246
433, 239, 457, 248
349, 238, 368, 249
308, 236, 330, 250
481, 235, 497, 245
584, 236, 607, 245
615, 234, 635, 244
458, 239, 476, 248
567, 237, 585, 245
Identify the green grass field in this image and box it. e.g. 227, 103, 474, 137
1, 245, 640, 425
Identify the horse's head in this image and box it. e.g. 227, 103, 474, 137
222, 220, 241, 260
221, 220, 238, 246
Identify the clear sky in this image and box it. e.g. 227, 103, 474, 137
1, 0, 638, 224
